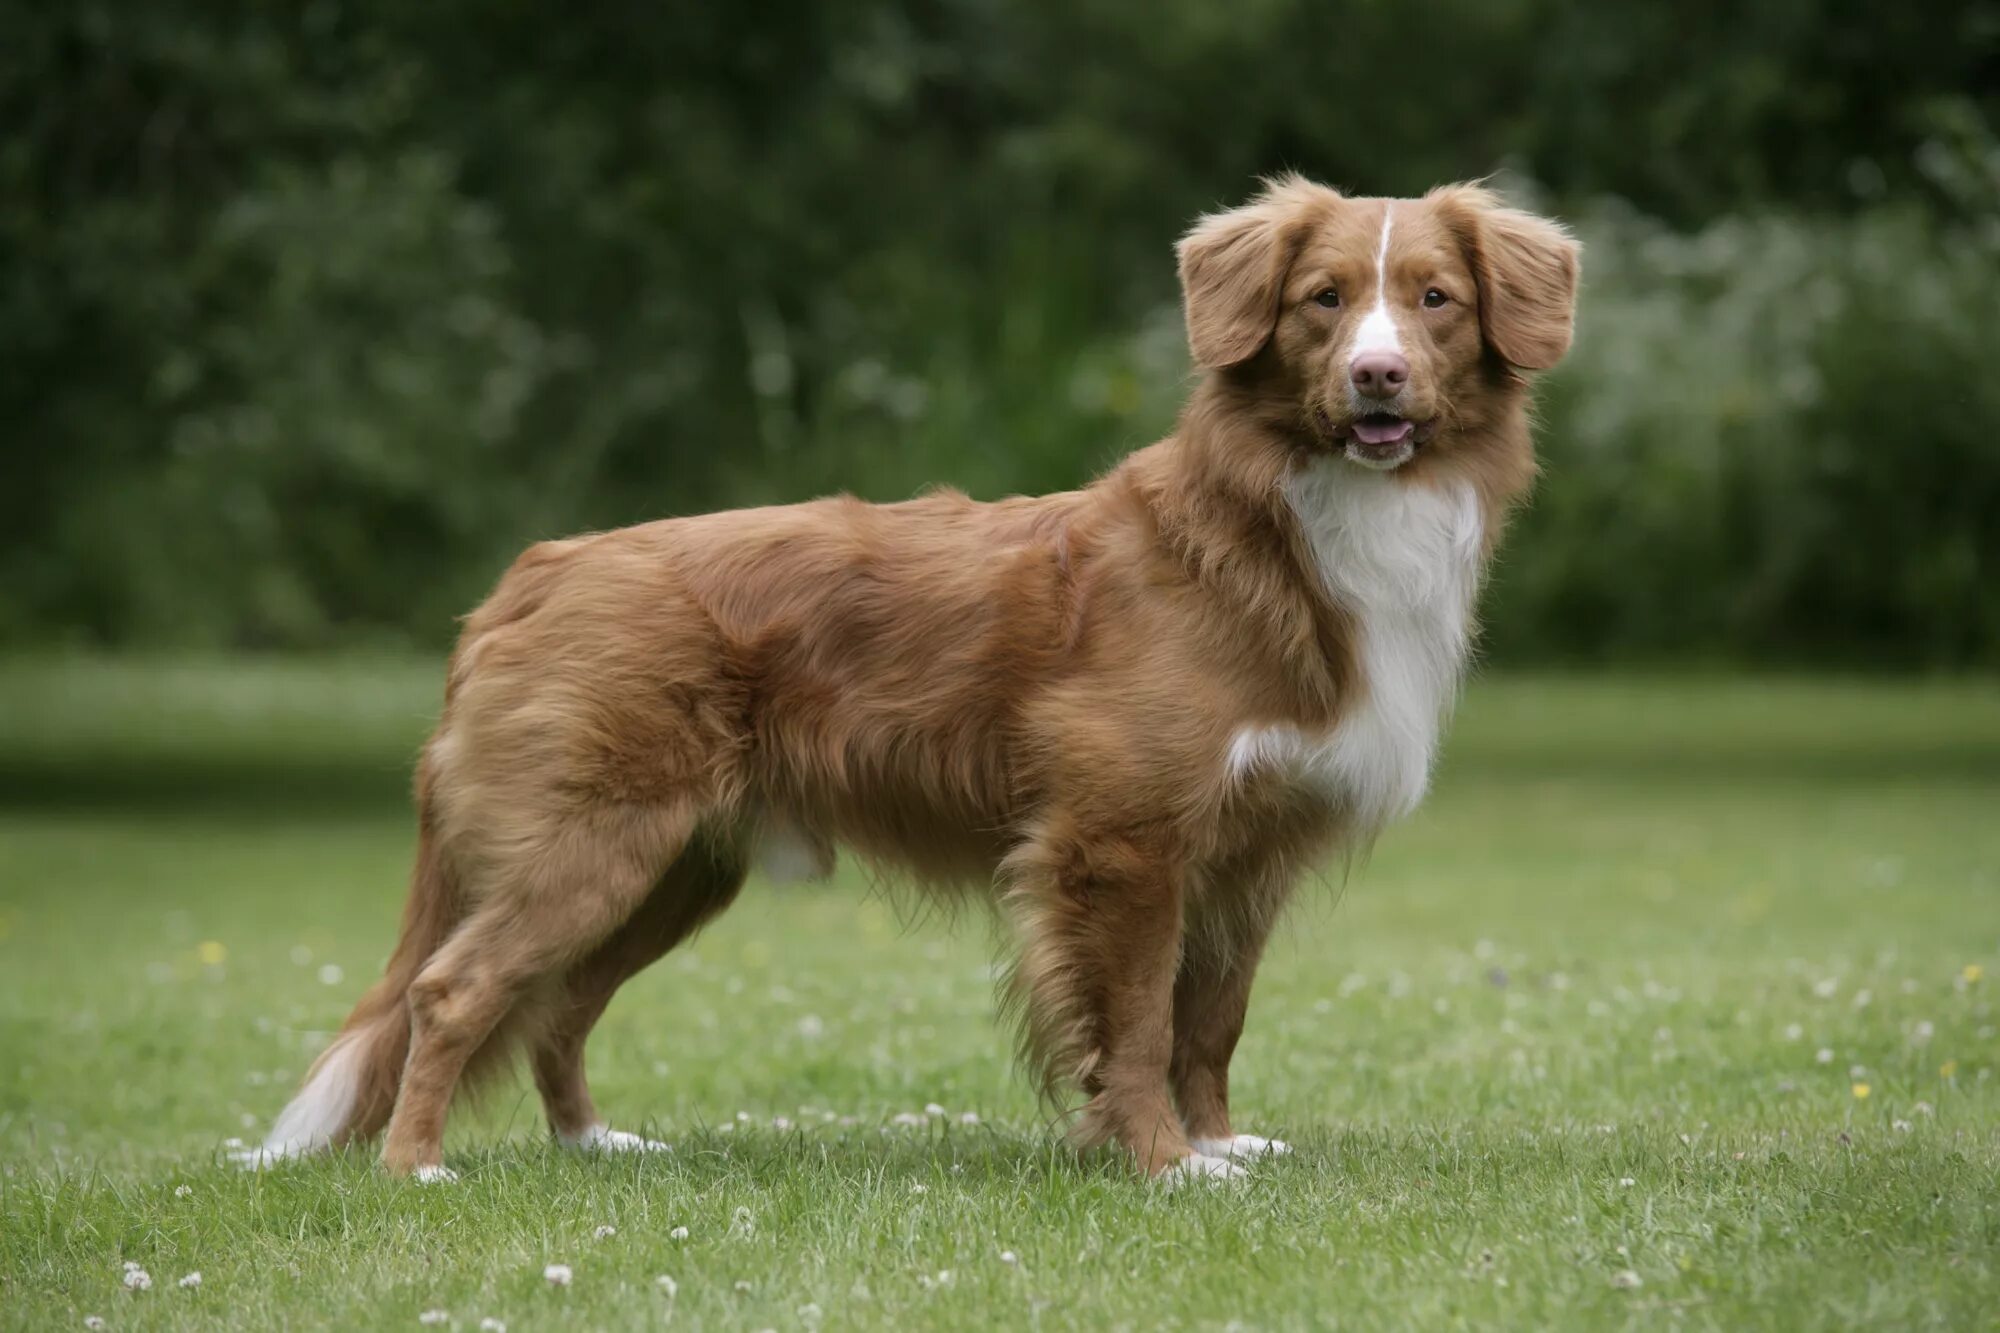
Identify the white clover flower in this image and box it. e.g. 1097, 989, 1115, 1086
890, 1112, 926, 1127
1892, 1119, 1912, 1132
1619, 1177, 1635, 1187
1911, 1020, 1935, 1046
174, 1184, 193, 1198
479, 1320, 506, 1332
656, 1275, 678, 1297
669, 1226, 690, 1241
318, 964, 345, 986
419, 1310, 449, 1326
1611, 1270, 1643, 1289
1813, 978, 1838, 999
798, 1302, 823, 1322
910, 1183, 928, 1195
85, 1317, 107, 1330
924, 1102, 947, 1116
797, 1014, 825, 1038
178, 1271, 201, 1290
771, 1117, 792, 1131
1815, 1047, 1835, 1065
543, 1263, 572, 1287
999, 1250, 1019, 1265
123, 1266, 152, 1291
1782, 1023, 1803, 1042
592, 1226, 617, 1241
734, 1280, 753, 1295
958, 1111, 980, 1125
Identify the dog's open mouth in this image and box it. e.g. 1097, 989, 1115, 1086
1318, 410, 1426, 469
1348, 412, 1415, 453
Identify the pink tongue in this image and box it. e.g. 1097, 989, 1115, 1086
1352, 417, 1414, 446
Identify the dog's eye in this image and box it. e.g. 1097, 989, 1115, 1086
1422, 288, 1450, 309
1313, 287, 1340, 309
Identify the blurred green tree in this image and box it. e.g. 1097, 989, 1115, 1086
1, 0, 1995, 662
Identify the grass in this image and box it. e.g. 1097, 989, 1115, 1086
1, 658, 1997, 1330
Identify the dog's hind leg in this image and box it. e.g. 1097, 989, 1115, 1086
378, 802, 696, 1179
531, 837, 748, 1151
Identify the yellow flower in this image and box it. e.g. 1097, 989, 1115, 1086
1851, 1082, 1871, 1100
1940, 1060, 1958, 1079
1964, 964, 1983, 985
197, 940, 227, 966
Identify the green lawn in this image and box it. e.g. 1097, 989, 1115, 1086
2, 660, 1997, 1330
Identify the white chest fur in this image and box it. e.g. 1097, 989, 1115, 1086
1228, 461, 1483, 829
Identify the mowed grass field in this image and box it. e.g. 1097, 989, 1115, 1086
2, 659, 1997, 1331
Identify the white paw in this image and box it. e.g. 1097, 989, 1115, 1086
1190, 1133, 1292, 1160
1161, 1152, 1246, 1185
559, 1123, 673, 1154
411, 1164, 459, 1184
228, 1142, 311, 1171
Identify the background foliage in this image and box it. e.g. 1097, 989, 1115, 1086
5, 0, 1997, 662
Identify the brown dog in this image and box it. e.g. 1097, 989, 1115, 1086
240, 176, 1578, 1182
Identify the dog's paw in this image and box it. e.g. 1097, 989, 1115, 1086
228, 1140, 311, 1171
1190, 1133, 1291, 1160
560, 1123, 673, 1154
411, 1163, 459, 1184
1160, 1152, 1246, 1186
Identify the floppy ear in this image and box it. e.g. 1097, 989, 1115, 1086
1441, 187, 1581, 371
1175, 178, 1325, 369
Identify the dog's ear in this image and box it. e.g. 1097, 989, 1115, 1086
1175, 177, 1327, 369
1438, 186, 1581, 372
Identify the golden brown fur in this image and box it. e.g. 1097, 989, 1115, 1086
253, 177, 1579, 1179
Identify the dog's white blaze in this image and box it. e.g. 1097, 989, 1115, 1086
1349, 204, 1402, 359
252, 1031, 363, 1162
1231, 463, 1482, 829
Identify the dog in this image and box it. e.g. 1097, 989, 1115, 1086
239, 176, 1578, 1182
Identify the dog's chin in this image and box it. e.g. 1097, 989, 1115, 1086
1315, 408, 1431, 472
1342, 438, 1416, 471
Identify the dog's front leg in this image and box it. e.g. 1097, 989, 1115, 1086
1171, 890, 1290, 1162
1005, 821, 1235, 1179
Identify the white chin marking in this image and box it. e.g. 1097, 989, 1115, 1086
236, 1032, 364, 1169
1343, 439, 1415, 471
560, 1123, 673, 1153
412, 1163, 459, 1184
1190, 1134, 1292, 1160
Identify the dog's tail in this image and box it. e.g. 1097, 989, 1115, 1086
239, 775, 463, 1167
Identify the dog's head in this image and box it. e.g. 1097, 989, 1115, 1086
1176, 176, 1579, 473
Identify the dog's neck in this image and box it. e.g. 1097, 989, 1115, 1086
1119, 373, 1533, 718
1152, 371, 1536, 567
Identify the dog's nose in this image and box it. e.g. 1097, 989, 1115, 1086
1350, 352, 1409, 399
